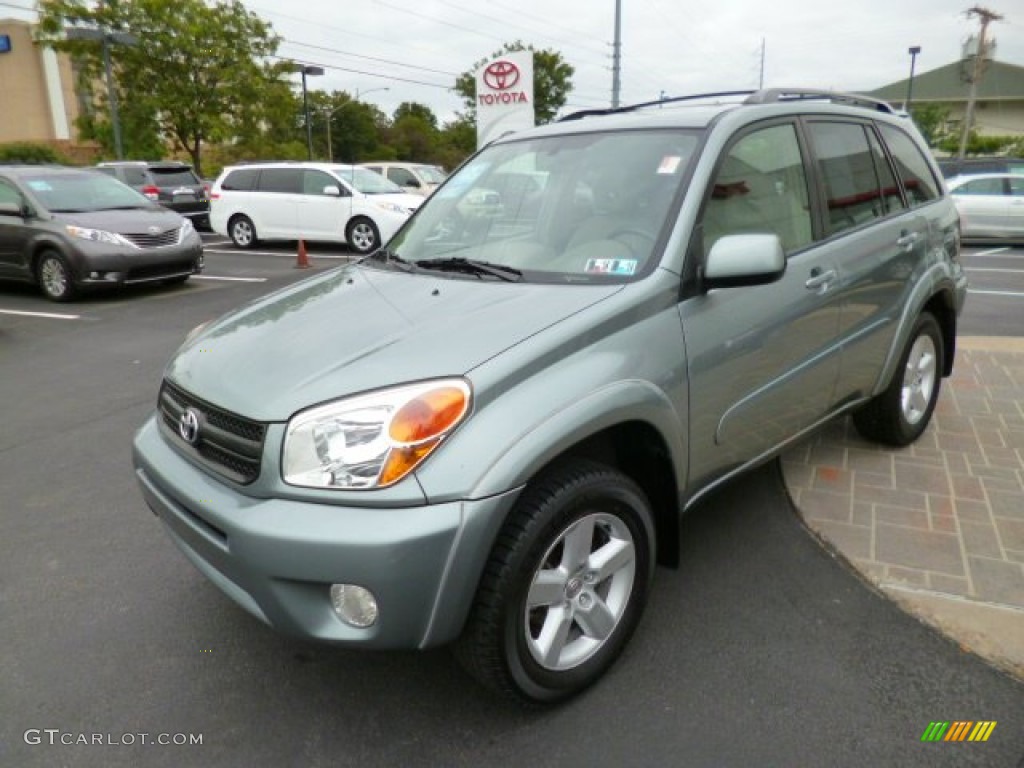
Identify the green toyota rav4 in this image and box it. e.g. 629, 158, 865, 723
133, 89, 967, 704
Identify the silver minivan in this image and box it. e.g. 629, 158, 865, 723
133, 89, 967, 705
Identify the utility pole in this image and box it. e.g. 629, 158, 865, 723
759, 38, 765, 89
611, 0, 622, 108
958, 6, 1002, 159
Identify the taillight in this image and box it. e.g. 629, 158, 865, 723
210, 192, 220, 200
141, 185, 160, 201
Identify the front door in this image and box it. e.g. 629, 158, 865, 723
681, 121, 843, 490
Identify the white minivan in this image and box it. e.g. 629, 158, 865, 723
209, 162, 423, 254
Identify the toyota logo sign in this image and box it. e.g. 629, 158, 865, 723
179, 407, 201, 445
483, 60, 520, 91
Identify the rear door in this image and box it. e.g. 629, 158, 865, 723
252, 168, 302, 238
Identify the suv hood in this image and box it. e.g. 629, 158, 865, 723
168, 265, 621, 421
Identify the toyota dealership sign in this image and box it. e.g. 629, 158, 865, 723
475, 51, 535, 148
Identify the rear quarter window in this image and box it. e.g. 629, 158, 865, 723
877, 124, 940, 206
221, 168, 259, 191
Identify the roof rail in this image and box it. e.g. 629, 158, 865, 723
743, 88, 896, 114
558, 90, 756, 122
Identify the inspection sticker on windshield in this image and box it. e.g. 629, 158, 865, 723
584, 258, 637, 275
26, 180, 54, 191
657, 156, 682, 174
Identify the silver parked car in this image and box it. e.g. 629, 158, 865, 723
133, 88, 967, 704
948, 173, 1024, 241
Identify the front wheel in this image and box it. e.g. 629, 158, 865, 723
853, 312, 944, 446
229, 215, 258, 249
454, 459, 655, 706
346, 217, 380, 255
37, 251, 76, 302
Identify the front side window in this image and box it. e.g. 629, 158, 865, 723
388, 168, 418, 187
387, 129, 700, 283
877, 124, 940, 206
0, 178, 22, 207
1010, 177, 1024, 196
702, 123, 812, 255
303, 170, 339, 196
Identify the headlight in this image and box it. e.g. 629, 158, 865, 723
65, 225, 133, 247
282, 379, 471, 489
373, 201, 408, 215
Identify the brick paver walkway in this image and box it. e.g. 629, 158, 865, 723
782, 337, 1024, 677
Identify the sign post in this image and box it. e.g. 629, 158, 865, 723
475, 51, 535, 149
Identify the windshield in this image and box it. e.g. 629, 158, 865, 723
416, 165, 448, 184
23, 172, 154, 212
386, 129, 699, 283
332, 166, 404, 195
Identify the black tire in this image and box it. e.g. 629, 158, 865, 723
346, 217, 380, 255
229, 215, 258, 249
36, 250, 76, 302
853, 312, 943, 446
454, 459, 655, 706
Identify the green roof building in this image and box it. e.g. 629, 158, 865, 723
866, 58, 1024, 138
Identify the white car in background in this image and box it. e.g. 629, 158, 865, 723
358, 162, 448, 197
947, 173, 1024, 241
210, 162, 422, 254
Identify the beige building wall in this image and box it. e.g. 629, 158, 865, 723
0, 19, 81, 144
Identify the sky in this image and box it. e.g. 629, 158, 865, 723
3, 0, 1023, 123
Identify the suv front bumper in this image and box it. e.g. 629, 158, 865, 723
132, 415, 517, 649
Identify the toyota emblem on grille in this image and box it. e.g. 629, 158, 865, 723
483, 60, 520, 91
179, 407, 201, 445
148, 225, 161, 234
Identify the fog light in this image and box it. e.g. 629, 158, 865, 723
330, 584, 378, 628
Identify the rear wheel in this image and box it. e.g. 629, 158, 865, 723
455, 459, 655, 705
346, 217, 380, 255
229, 215, 258, 249
37, 251, 76, 302
853, 312, 943, 446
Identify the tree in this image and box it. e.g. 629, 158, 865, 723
454, 41, 574, 125
36, 0, 284, 177
387, 102, 440, 162
909, 104, 951, 148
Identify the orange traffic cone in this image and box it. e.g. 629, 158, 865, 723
295, 238, 311, 269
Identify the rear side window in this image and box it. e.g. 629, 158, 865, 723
221, 168, 259, 191
123, 167, 148, 186
808, 121, 898, 236
877, 124, 940, 206
257, 168, 302, 194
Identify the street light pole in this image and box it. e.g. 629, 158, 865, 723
65, 27, 138, 160
294, 64, 324, 160
904, 46, 921, 112
354, 86, 389, 101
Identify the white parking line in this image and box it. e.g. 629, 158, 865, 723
969, 247, 1015, 257
968, 289, 1024, 297
0, 308, 80, 319
203, 247, 352, 260
192, 275, 268, 283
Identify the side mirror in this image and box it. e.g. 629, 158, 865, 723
404, 179, 422, 188
0, 201, 26, 218
322, 185, 342, 197
703, 233, 786, 290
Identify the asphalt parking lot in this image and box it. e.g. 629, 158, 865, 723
1, 238, 1022, 767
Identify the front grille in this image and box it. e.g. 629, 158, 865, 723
158, 380, 267, 484
124, 228, 180, 248
124, 261, 194, 283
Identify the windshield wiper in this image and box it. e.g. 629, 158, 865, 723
414, 257, 522, 282
365, 248, 417, 271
